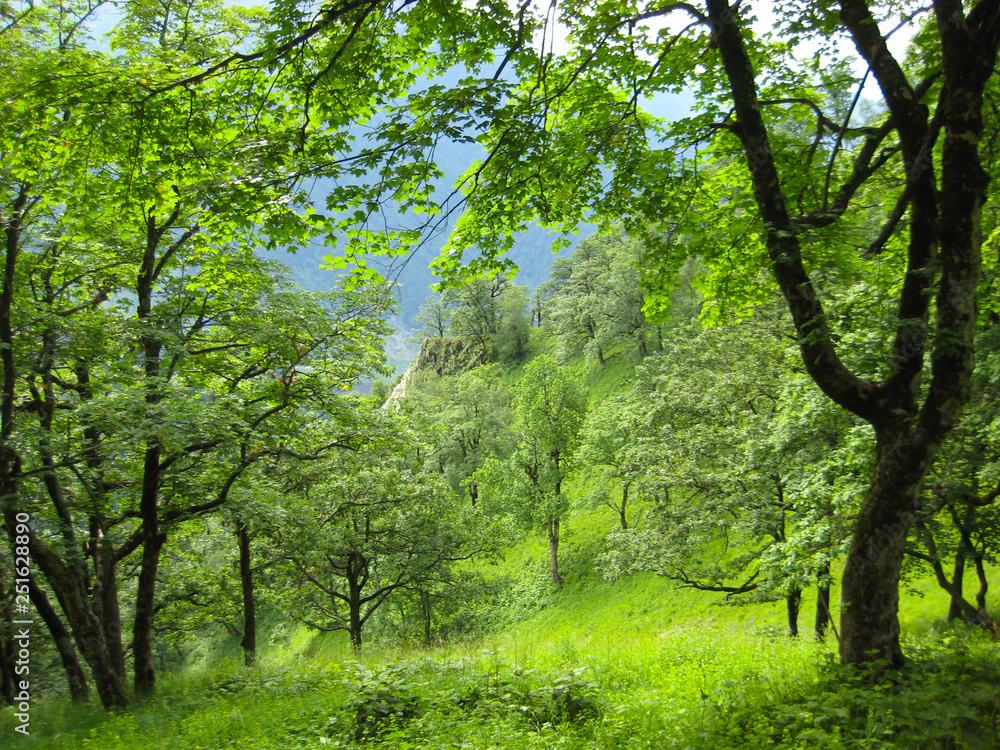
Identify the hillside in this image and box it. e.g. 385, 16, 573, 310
9, 444, 999, 750
5, 229, 1000, 750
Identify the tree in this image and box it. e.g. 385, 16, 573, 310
443, 275, 531, 363
546, 240, 614, 364
282, 422, 490, 649
0, 0, 428, 705
425, 0, 1000, 669
578, 393, 648, 531
403, 364, 513, 505
753, 354, 874, 639
477, 354, 586, 584
0, 0, 285, 707
545, 230, 654, 363
593, 311, 796, 635
411, 294, 452, 341
4, 230, 388, 701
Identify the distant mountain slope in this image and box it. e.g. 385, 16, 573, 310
266, 218, 572, 330
264, 77, 691, 333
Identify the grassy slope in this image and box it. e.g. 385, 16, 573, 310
5, 336, 1000, 749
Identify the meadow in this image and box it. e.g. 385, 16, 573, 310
5, 509, 998, 750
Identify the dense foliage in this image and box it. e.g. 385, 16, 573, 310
2, 1, 1000, 747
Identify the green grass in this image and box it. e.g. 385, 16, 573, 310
7, 617, 997, 750
20, 549, 991, 741
8, 500, 998, 750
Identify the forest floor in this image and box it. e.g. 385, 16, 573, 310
4, 511, 999, 750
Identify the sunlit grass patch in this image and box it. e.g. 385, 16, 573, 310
8, 620, 998, 750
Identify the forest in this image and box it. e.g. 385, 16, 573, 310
2, 0, 1000, 747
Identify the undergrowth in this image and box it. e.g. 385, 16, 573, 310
4, 621, 997, 750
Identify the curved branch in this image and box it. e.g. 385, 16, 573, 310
670, 568, 759, 599
706, 0, 879, 421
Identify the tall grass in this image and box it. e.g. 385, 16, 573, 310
6, 617, 996, 750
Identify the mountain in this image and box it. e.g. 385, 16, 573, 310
265, 80, 693, 334
266, 213, 573, 331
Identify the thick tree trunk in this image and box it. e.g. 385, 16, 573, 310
236, 520, 256, 667
348, 596, 363, 650
24, 534, 129, 708
839, 424, 929, 668
101, 572, 126, 682
82, 398, 127, 685
972, 552, 991, 622
133, 528, 166, 698
786, 587, 801, 638
815, 565, 831, 640
347, 554, 365, 650
1, 191, 24, 444
5, 510, 127, 708
548, 516, 564, 584
27, 577, 89, 702
0, 196, 24, 708
132, 211, 172, 698
93, 543, 126, 681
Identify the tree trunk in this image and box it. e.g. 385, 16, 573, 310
93, 543, 126, 681
815, 565, 831, 640
35, 553, 125, 707
0, 573, 14, 705
2, 505, 129, 709
236, 520, 256, 667
421, 589, 432, 647
348, 597, 363, 650
839, 424, 929, 669
0, 626, 12, 707
0, 194, 24, 708
133, 527, 165, 698
347, 554, 364, 650
913, 517, 995, 630
71, 609, 126, 708
948, 545, 966, 621
619, 483, 629, 531
786, 587, 801, 638
548, 516, 564, 584
27, 577, 89, 702
972, 552, 991, 623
